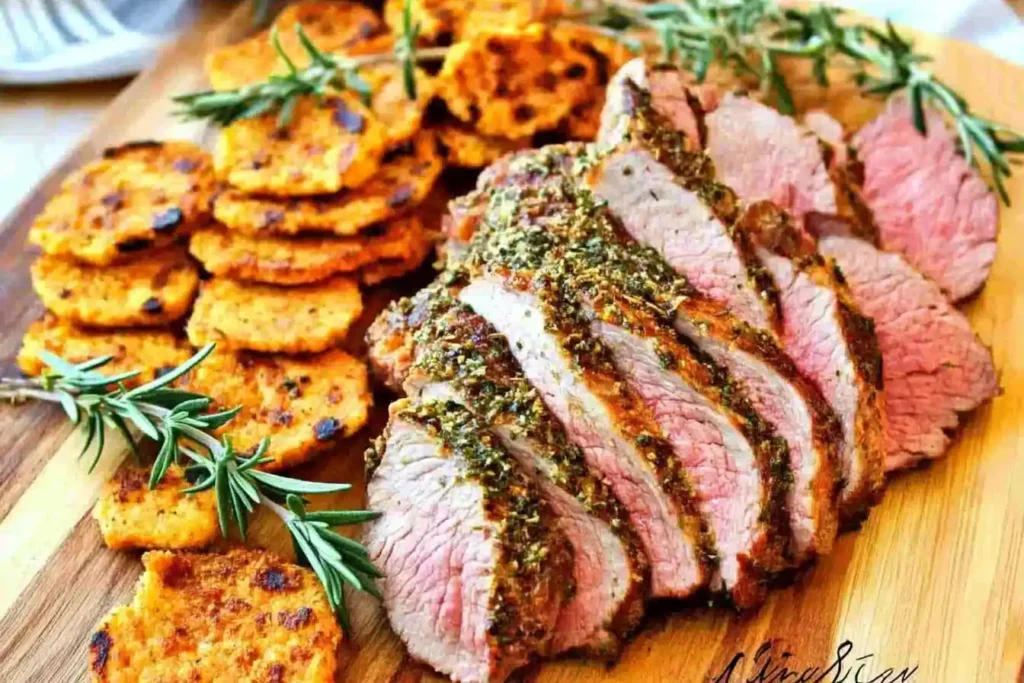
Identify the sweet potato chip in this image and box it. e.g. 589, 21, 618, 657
94, 465, 218, 551
214, 131, 441, 236
32, 248, 199, 328
182, 348, 371, 470
18, 314, 192, 387
89, 549, 341, 682
215, 94, 387, 196
28, 141, 215, 266
186, 276, 363, 353
190, 215, 427, 285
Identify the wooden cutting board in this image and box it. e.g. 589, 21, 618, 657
1, 3, 1022, 682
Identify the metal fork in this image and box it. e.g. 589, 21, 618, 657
0, 0, 130, 61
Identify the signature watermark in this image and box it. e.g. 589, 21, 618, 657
711, 640, 918, 683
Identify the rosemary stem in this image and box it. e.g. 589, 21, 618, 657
0, 386, 66, 404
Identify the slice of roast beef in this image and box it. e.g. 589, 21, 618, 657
738, 202, 886, 519
852, 97, 998, 301
818, 236, 999, 469
402, 301, 648, 654
364, 399, 573, 683
592, 75, 781, 333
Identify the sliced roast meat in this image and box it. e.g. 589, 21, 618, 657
459, 268, 711, 599
477, 188, 798, 603
818, 236, 999, 469
592, 78, 781, 333
403, 301, 647, 654
738, 202, 886, 520
853, 97, 998, 301
364, 399, 573, 683
460, 153, 840, 562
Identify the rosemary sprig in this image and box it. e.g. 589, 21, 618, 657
0, 345, 381, 631
591, 0, 1024, 203
177, 0, 443, 127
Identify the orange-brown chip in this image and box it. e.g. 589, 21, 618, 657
17, 314, 192, 387
186, 276, 363, 353
214, 131, 442, 236
90, 549, 341, 682
93, 465, 218, 551
215, 94, 387, 196
205, 2, 386, 91
434, 121, 531, 168
31, 248, 199, 328
189, 214, 427, 285
363, 64, 438, 147
438, 24, 613, 138
183, 348, 371, 470
384, 0, 565, 43
28, 141, 215, 266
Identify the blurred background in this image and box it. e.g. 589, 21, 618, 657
0, 0, 1021, 224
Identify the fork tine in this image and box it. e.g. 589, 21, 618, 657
50, 0, 102, 42
4, 0, 45, 58
23, 0, 67, 51
77, 0, 126, 36
0, 9, 20, 59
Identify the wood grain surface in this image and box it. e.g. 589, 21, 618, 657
0, 4, 1021, 683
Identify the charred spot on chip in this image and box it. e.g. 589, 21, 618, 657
535, 72, 558, 91
142, 297, 164, 315
152, 208, 184, 232
486, 37, 508, 55
58, 288, 72, 300
270, 409, 294, 426
332, 102, 365, 134
89, 628, 113, 672
183, 466, 206, 485
564, 63, 588, 80
387, 185, 415, 208
172, 158, 199, 173
514, 105, 537, 123
101, 191, 126, 209
103, 139, 163, 158
117, 238, 154, 253
281, 377, 303, 398
269, 127, 292, 142
382, 141, 416, 164
160, 555, 195, 588
268, 663, 286, 683
262, 209, 285, 227
278, 606, 314, 630
314, 417, 341, 441
253, 566, 298, 592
